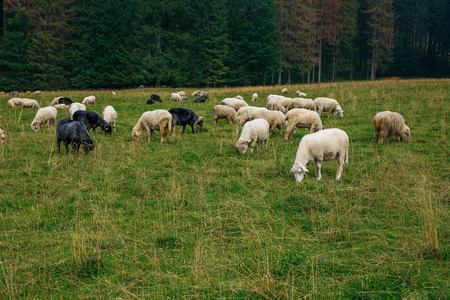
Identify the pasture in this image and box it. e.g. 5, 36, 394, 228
0, 79, 448, 299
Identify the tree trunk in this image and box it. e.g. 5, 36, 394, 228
318, 38, 322, 83
271, 72, 274, 85
312, 66, 315, 83
287, 69, 291, 84
332, 46, 337, 82
2, 0, 6, 34
278, 71, 282, 85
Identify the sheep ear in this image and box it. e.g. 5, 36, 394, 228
248, 139, 251, 143
301, 165, 309, 172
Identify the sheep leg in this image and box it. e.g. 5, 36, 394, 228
249, 139, 257, 153
149, 129, 154, 141
64, 141, 70, 153
284, 124, 294, 142
264, 139, 268, 149
191, 125, 195, 134
113, 121, 116, 132
316, 160, 323, 180
336, 161, 344, 180
57, 140, 61, 152
181, 125, 186, 134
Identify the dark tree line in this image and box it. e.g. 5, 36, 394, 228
0, 0, 448, 91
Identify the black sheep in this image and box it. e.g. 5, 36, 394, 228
56, 119, 95, 155
146, 94, 162, 105
72, 110, 112, 134
9, 91, 19, 97
168, 108, 204, 134
192, 94, 207, 103
58, 97, 73, 105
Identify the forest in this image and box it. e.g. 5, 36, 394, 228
0, 0, 449, 91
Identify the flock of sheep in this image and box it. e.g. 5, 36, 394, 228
0, 87, 411, 182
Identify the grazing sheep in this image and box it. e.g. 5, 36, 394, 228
15, 98, 40, 110
314, 97, 344, 118
235, 118, 270, 155
267, 95, 293, 110
138, 85, 144, 89
220, 98, 249, 111
192, 90, 201, 97
266, 97, 287, 113
72, 110, 112, 134
81, 95, 96, 105
53, 104, 69, 109
34, 91, 42, 96
234, 95, 244, 100
212, 105, 238, 124
7, 100, 16, 109
251, 93, 258, 102
281, 88, 288, 95
177, 91, 186, 97
171, 93, 182, 102
50, 96, 64, 105
69, 102, 86, 119
102, 105, 118, 132
193, 94, 207, 103
236, 106, 286, 133
284, 109, 323, 141
26, 91, 31, 96
290, 128, 349, 182
132, 110, 172, 143
58, 97, 73, 105
373, 111, 410, 144
0, 91, 5, 95
168, 108, 204, 134
112, 91, 116, 95
0, 128, 6, 144
56, 119, 95, 155
9, 91, 19, 97
291, 98, 315, 110
147, 94, 162, 105
31, 106, 58, 132
296, 90, 307, 97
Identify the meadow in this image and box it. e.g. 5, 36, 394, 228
0, 79, 448, 299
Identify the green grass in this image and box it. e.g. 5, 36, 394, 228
0, 79, 449, 299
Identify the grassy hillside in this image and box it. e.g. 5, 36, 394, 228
0, 79, 448, 299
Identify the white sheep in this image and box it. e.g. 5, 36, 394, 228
50, 96, 63, 105
314, 97, 344, 118
234, 95, 244, 100
290, 128, 349, 182
373, 111, 410, 144
81, 95, 96, 105
102, 105, 118, 132
236, 106, 286, 133
291, 98, 315, 110
0, 128, 6, 144
220, 98, 249, 111
192, 90, 201, 97
284, 109, 323, 141
34, 91, 42, 96
31, 106, 57, 132
235, 118, 270, 155
171, 93, 182, 102
69, 102, 87, 119
212, 105, 238, 124
251, 93, 258, 102
53, 104, 69, 109
266, 97, 287, 113
7, 99, 16, 109
296, 90, 307, 97
112, 91, 116, 95
132, 110, 172, 143
13, 98, 40, 110
177, 91, 186, 97
267, 95, 293, 110
281, 88, 288, 95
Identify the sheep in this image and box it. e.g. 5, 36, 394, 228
34, 91, 42, 96
290, 128, 349, 182
266, 97, 287, 113
220, 98, 249, 111
0, 91, 4, 95
291, 98, 315, 110
314, 97, 344, 118
53, 104, 69, 109
26, 91, 31, 96
15, 98, 40, 110
132, 110, 172, 143
138, 85, 144, 89
7, 99, 16, 109
9, 91, 19, 97
284, 109, 323, 142
58, 97, 73, 105
56, 119, 95, 155
212, 105, 238, 124
267, 95, 293, 110
281, 88, 288, 95
235, 119, 270, 155
147, 94, 162, 105
296, 90, 307, 97
72, 110, 112, 134
251, 93, 258, 102
177, 91, 186, 97
193, 94, 207, 103
168, 108, 204, 134
192, 90, 201, 97
373, 111, 410, 144
171, 92, 182, 102
0, 128, 6, 145
236, 106, 286, 133
234, 95, 244, 100
50, 96, 63, 105
69, 102, 86, 119
112, 91, 116, 95
31, 106, 58, 132
81, 95, 96, 105
102, 105, 118, 132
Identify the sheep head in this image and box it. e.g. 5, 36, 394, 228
31, 122, 40, 132
103, 124, 112, 135
132, 129, 141, 140
290, 163, 309, 182
195, 116, 204, 127
236, 139, 250, 155
336, 109, 344, 118
400, 125, 411, 141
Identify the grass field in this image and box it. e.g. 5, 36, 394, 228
0, 79, 449, 299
